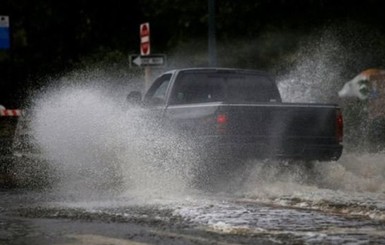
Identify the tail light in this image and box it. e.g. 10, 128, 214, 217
336, 109, 343, 143
216, 114, 228, 124
216, 113, 228, 134
201, 113, 229, 134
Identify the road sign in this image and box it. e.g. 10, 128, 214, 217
0, 16, 10, 49
129, 54, 166, 68
140, 22, 150, 56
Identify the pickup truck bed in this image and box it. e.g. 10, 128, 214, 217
165, 102, 342, 161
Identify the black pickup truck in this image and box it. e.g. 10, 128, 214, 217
128, 68, 343, 162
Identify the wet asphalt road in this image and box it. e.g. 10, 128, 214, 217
0, 190, 385, 244
1, 172, 385, 245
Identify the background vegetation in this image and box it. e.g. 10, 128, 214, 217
1, 0, 385, 108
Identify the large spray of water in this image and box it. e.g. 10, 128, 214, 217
243, 26, 385, 196
24, 73, 205, 201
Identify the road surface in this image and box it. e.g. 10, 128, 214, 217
1, 152, 385, 245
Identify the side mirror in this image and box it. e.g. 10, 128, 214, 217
126, 91, 142, 105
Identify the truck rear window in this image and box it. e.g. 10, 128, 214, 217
169, 71, 281, 105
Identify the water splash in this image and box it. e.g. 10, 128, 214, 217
237, 28, 385, 216
277, 30, 347, 103
25, 73, 201, 201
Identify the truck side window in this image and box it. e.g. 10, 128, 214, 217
144, 74, 172, 106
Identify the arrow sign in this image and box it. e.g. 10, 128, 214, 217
129, 54, 167, 68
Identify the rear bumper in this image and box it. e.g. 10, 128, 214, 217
196, 136, 343, 162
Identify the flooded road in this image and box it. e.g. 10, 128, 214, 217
2, 153, 385, 244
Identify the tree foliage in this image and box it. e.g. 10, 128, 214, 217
1, 0, 385, 107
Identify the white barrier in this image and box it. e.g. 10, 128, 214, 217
0, 110, 23, 117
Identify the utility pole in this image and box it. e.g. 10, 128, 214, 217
208, 0, 217, 67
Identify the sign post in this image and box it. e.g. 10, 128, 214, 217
0, 16, 10, 50
131, 23, 167, 91
140, 22, 152, 91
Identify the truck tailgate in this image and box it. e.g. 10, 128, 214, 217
164, 102, 342, 161
223, 103, 338, 140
